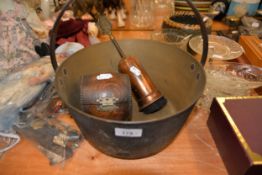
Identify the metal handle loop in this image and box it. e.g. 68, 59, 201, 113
50, 0, 208, 70
50, 0, 75, 70
184, 0, 208, 66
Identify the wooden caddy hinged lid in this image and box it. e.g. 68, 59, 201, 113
80, 73, 132, 121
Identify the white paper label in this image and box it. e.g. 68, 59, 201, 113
115, 128, 143, 137
129, 66, 141, 76
96, 73, 113, 80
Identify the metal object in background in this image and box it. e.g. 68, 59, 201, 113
54, 39, 206, 159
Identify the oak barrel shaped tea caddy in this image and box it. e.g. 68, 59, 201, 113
49, 0, 208, 159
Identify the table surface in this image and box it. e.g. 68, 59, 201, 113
0, 108, 228, 175
0, 13, 246, 175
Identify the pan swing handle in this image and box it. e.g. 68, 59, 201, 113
50, 0, 76, 71
49, 0, 209, 70
184, 0, 208, 66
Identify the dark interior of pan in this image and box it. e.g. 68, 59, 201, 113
55, 39, 206, 159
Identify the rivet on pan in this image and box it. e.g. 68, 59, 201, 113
190, 63, 195, 71
63, 68, 68, 75
59, 79, 64, 86
196, 72, 200, 80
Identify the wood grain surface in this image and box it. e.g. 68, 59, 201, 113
0, 108, 227, 175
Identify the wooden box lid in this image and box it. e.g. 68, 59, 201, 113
208, 96, 262, 175
80, 73, 132, 121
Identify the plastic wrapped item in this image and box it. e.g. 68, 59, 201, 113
0, 57, 58, 111
14, 83, 81, 165
0, 56, 66, 111
14, 116, 81, 164
0, 58, 50, 153
0, 105, 19, 132
55, 42, 84, 58
0, 70, 8, 81
0, 105, 21, 154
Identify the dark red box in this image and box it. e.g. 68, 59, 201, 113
207, 96, 262, 175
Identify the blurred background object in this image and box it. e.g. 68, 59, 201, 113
162, 11, 213, 35
239, 35, 262, 67
209, 0, 230, 20
129, 0, 155, 28
188, 35, 244, 61
151, 28, 192, 50
197, 61, 262, 110
239, 16, 262, 38
227, 0, 261, 17
175, 0, 212, 12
